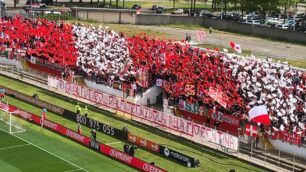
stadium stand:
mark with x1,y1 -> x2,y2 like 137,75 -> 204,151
0,16 -> 305,147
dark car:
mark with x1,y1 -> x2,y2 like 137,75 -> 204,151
26,0 -> 39,5
152,5 -> 164,13
41,0 -> 53,4
26,0 -> 47,8
151,5 -> 159,10
156,7 -> 164,14
132,4 -> 141,10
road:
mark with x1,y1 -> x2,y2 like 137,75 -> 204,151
132,25 -> 306,61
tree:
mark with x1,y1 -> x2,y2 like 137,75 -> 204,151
280,0 -> 295,14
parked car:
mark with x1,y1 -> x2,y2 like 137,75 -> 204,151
152,5 -> 164,14
155,7 -> 164,14
276,23 -> 290,30
172,9 -> 184,14
152,5 -> 161,10
41,0 -> 53,4
246,20 -> 261,25
26,0 -> 46,8
131,4 -> 141,10
200,13 -> 215,18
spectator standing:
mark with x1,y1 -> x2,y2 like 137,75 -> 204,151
91,129 -> 97,141
75,103 -> 81,115
84,105 -> 88,117
41,108 -> 47,132
147,98 -> 151,107
129,145 -> 137,156
77,122 -> 82,134
123,144 -> 130,154
0,88 -> 5,100
185,33 -> 191,43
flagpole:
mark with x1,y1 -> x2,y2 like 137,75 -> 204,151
278,150 -> 281,169
293,153 -> 295,172
264,144 -> 267,167
250,137 -> 253,158
237,128 -> 240,155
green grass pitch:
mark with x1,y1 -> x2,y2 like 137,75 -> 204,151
0,75 -> 267,172
0,115 -> 135,172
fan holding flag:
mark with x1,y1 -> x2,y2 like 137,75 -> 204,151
248,105 -> 270,125
230,41 -> 242,54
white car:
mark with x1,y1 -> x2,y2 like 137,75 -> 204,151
276,24 -> 289,30
172,9 -> 184,14
246,20 -> 261,25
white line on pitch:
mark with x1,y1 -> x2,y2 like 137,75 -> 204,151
106,141 -> 121,145
64,168 -> 84,172
0,128 -> 88,172
0,143 -> 30,150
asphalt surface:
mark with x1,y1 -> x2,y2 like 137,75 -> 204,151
132,25 -> 306,61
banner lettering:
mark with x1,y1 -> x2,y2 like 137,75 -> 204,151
47,77 -> 239,150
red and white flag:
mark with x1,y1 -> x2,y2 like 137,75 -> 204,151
136,68 -> 148,88
196,30 -> 206,42
248,105 -> 270,125
245,124 -> 258,137
207,87 -> 229,109
230,41 -> 242,54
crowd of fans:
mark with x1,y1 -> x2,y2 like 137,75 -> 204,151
0,16 -> 77,66
73,24 -> 131,82
0,16 -> 305,135
127,35 -> 244,112
223,55 -> 306,134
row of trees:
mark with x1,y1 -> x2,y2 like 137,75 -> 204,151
20,0 -> 303,15
211,0 -> 298,14
186,0 -> 301,18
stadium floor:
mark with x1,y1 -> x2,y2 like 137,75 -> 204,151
0,75 -> 267,172
0,119 -> 135,172
0,126 -> 84,172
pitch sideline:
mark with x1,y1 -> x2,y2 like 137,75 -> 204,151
0,127 -> 89,172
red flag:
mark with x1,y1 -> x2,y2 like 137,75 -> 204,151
245,124 -> 258,137
230,41 -> 242,53
207,87 -> 229,108
136,68 -> 148,88
248,105 -> 270,125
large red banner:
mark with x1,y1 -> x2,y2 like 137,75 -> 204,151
176,107 -> 240,136
48,77 -> 240,150
0,102 -> 167,172
271,131 -> 303,146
